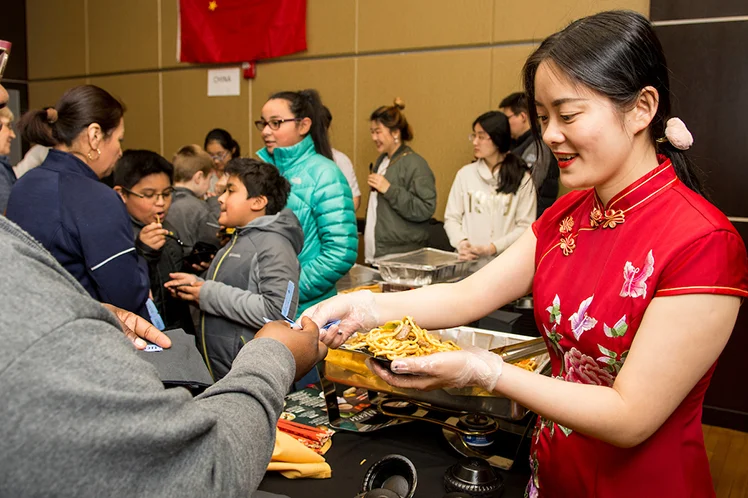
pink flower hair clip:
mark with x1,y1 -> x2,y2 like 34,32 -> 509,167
657,117 -> 693,150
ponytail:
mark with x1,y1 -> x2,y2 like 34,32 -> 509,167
656,142 -> 707,197
18,107 -> 57,147
496,152 -> 530,195
270,89 -> 333,160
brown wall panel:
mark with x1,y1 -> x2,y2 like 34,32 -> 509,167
357,49 -> 493,220
88,0 -> 159,74
494,0 -> 649,42
88,74 -> 161,153
26,0 -> 86,79
651,0 -> 748,21
300,0 -> 356,57
28,79 -> 88,111
488,44 -> 538,107
359,0 -> 494,53
251,58 -> 356,172
162,68 -> 249,161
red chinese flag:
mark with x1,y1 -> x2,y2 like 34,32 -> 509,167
178,0 -> 307,64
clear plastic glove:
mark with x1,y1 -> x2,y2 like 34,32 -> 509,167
367,348 -> 503,392
302,290 -> 380,349
457,240 -> 478,261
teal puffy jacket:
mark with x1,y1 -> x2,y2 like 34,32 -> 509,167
258,135 -> 358,314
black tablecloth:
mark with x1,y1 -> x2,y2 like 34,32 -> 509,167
258,420 -> 532,498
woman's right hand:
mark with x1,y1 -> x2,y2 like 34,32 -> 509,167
302,290 -> 381,348
457,240 -> 478,261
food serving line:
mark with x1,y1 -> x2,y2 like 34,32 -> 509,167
259,249 -> 544,497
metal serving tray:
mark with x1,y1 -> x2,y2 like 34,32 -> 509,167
324,326 -> 550,420
335,264 -> 381,292
373,248 -> 475,286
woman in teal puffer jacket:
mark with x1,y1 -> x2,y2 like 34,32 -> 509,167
256,89 -> 357,315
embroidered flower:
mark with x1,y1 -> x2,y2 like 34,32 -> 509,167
559,215 -> 574,234
620,250 -> 655,298
590,207 -> 604,228
563,347 -> 615,386
601,209 -> 625,228
603,315 -> 628,338
546,294 -> 561,325
569,295 -> 597,340
559,234 -> 576,256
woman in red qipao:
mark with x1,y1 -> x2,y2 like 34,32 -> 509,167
303,10 -> 748,498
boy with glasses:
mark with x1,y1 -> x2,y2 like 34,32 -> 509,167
114,150 -> 194,334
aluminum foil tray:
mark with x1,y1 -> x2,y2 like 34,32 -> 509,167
323,326 -> 549,420
336,264 -> 381,292
373,248 -> 475,286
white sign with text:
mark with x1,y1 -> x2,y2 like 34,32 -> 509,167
207,68 -> 241,97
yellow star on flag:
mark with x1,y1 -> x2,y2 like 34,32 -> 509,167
208,1 -> 217,11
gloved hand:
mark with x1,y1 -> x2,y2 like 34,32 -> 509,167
456,240 -> 478,261
302,290 -> 380,349
367,348 -> 503,392
469,243 -> 497,258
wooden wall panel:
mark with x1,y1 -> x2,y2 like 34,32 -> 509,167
88,73 -> 161,153
88,0 -> 159,74
357,49 -> 493,220
162,68 -> 249,161
651,0 -> 748,21
488,44 -> 539,107
359,0 -> 494,52
28,79 -> 88,110
26,0 -> 86,79
494,0 -> 649,42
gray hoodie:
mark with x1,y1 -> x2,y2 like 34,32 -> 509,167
0,216 -> 296,497
198,208 -> 304,380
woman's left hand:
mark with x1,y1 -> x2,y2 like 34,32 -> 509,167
367,174 -> 391,194
367,348 -> 503,392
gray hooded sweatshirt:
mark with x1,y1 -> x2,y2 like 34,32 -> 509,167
198,208 -> 304,381
0,216 -> 296,497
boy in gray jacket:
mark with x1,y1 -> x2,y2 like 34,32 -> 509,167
167,158 -> 304,381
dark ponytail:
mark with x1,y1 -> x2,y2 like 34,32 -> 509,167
473,111 -> 530,195
522,10 -> 706,196
204,128 -> 240,158
269,89 -> 333,160
19,85 -> 125,148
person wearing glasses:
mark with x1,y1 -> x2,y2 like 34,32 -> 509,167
204,127 -> 240,196
0,105 -> 16,213
6,85 -> 150,319
256,89 -> 357,315
113,150 -> 194,334
443,111 -> 536,269
365,98 -> 436,262
499,92 -> 559,217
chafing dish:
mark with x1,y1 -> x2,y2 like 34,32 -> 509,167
373,248 -> 475,286
324,326 -> 549,420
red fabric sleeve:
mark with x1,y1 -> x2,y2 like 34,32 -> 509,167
656,229 -> 748,298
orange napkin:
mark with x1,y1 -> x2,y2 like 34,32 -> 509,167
266,429 -> 332,479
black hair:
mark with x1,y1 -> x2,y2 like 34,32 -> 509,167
523,10 -> 705,196
498,92 -> 529,116
113,149 -> 174,190
322,105 -> 333,130
474,111 -> 530,195
204,128 -> 240,158
224,158 -> 290,215
269,89 -> 333,160
370,98 -> 413,142
19,85 -> 125,147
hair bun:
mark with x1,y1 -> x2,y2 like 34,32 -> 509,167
46,107 -> 58,124
393,97 -> 405,110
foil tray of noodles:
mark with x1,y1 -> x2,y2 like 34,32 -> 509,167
324,318 -> 550,420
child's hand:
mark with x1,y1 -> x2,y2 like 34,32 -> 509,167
190,256 -> 213,273
140,222 -> 168,250
165,272 -> 201,302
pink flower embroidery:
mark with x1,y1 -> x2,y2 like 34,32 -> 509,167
569,295 -> 597,340
620,250 -> 655,298
564,347 -> 614,386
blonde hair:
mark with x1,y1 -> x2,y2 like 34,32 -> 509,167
172,144 -> 214,183
0,106 -> 14,122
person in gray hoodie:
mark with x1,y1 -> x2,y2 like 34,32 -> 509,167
167,158 -> 304,381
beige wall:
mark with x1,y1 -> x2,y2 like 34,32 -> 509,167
26,0 -> 648,217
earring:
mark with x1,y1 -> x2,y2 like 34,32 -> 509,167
87,148 -> 101,161
394,137 -> 399,144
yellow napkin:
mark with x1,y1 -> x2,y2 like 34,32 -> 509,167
266,429 -> 332,479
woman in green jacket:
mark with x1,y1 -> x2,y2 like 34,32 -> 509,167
365,98 -> 437,262
256,89 -> 357,315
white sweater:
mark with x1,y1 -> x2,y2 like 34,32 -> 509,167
443,159 -> 536,264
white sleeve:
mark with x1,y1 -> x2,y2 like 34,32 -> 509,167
332,149 -> 361,197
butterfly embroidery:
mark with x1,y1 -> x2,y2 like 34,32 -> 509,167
620,250 -> 655,298
569,295 -> 597,340
603,315 -> 628,338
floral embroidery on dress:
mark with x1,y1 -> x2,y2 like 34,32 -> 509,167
559,216 -> 576,256
546,294 -> 561,325
569,295 -> 597,340
564,347 -> 614,386
596,345 -> 629,374
603,315 -> 628,338
525,452 -> 541,498
590,206 -> 626,229
620,250 -> 655,298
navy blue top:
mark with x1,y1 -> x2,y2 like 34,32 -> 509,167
6,149 -> 149,318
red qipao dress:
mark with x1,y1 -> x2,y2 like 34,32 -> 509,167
527,158 -> 748,497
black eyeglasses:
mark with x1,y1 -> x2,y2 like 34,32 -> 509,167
254,117 -> 301,131
123,187 -> 174,201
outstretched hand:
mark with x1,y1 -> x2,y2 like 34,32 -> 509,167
102,303 -> 172,350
